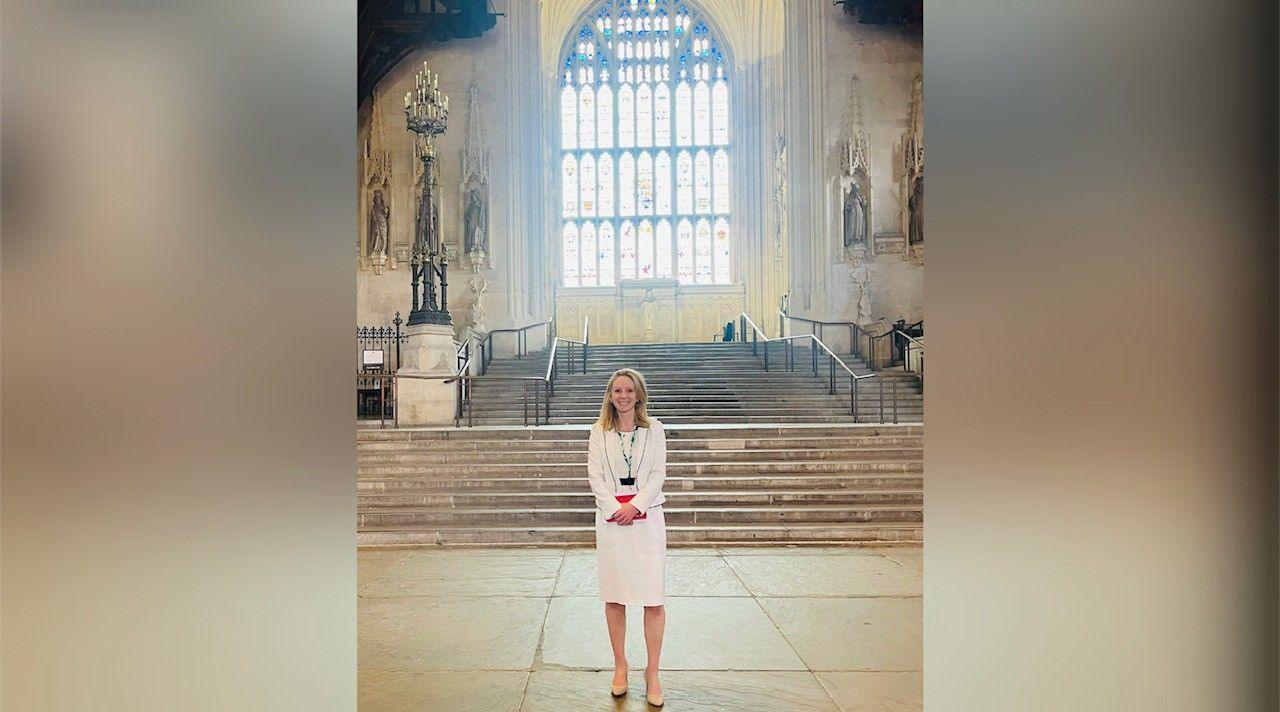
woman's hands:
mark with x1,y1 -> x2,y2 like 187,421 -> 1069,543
607,503 -> 642,526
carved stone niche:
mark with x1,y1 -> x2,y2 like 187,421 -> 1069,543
839,75 -> 874,265
901,74 -> 924,267
619,279 -> 679,344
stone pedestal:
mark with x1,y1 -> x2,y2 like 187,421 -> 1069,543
396,322 -> 458,426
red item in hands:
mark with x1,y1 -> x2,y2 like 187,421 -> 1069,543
609,493 -> 647,521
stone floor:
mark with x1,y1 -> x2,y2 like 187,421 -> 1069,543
359,545 -> 922,711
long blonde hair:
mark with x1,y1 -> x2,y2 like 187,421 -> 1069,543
597,368 -> 652,431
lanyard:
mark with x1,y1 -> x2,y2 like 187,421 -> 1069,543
616,429 -> 638,480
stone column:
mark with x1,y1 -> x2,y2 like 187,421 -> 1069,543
395,322 -> 458,425
782,0 -> 829,314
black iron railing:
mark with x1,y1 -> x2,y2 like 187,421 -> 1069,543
356,312 -> 406,419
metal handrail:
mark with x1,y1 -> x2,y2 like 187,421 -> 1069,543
895,329 -> 924,380
894,330 -> 924,348
728,311 -> 896,423
444,374 -> 550,427
482,319 -> 552,374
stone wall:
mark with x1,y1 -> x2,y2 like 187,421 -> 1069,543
358,0 -> 923,342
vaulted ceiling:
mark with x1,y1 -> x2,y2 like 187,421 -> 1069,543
358,0 -> 501,106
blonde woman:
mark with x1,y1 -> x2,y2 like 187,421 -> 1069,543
586,368 -> 667,707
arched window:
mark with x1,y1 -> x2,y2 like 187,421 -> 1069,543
560,1 -> 732,287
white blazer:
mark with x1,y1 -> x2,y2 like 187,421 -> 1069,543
587,418 -> 668,515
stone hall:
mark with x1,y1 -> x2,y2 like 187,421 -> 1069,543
356,0 -> 923,709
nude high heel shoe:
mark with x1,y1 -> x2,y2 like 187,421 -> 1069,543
645,674 -> 664,707
610,683 -> 628,698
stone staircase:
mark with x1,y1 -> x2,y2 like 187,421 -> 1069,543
357,423 -> 923,547
470,341 -> 923,426
357,341 -> 924,547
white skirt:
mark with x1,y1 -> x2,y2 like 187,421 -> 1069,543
595,485 -> 666,606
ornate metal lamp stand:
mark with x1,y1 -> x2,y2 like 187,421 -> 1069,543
404,63 -> 452,326
395,64 -> 460,426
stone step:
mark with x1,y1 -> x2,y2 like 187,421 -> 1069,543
446,415 -> 921,426
358,505 -> 922,527
359,489 -> 922,508
356,423 -> 924,440
358,447 -> 922,465
357,473 -> 923,493
356,522 -> 922,546
461,407 -> 913,420
357,435 -> 925,452
476,395 -> 923,406
360,448 -> 921,463
359,459 -> 923,477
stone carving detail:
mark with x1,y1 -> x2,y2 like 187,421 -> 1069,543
557,283 -> 744,344
850,265 -> 876,325
459,81 -> 492,335
839,75 -> 873,262
362,91 -> 394,273
468,272 -> 491,335
461,80 -> 490,264
773,135 -> 788,267
902,74 -> 924,264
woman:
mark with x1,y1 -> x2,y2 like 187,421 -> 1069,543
587,368 -> 667,707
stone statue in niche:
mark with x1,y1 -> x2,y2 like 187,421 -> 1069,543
907,175 -> 923,245
842,179 -> 869,249
460,79 -> 490,271
463,185 -> 488,257
368,189 -> 390,258
365,188 -> 391,274
838,75 -> 873,261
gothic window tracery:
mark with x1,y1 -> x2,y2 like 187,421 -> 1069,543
560,0 -> 732,287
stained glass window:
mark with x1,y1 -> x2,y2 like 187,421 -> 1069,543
635,84 -> 653,147
637,151 -> 654,215
561,86 -> 577,149
618,85 -> 635,147
561,0 -> 732,287
562,154 -> 578,217
580,154 -> 597,217
597,154 -> 615,217
655,151 -> 672,215
654,83 -> 671,146
713,218 -> 730,283
656,219 -> 673,278
619,151 -> 636,216
563,223 -> 580,286
676,218 -> 694,283
597,85 -> 614,148
581,221 -> 598,285
638,219 -> 655,278
693,81 -> 710,145
599,222 -> 616,286
711,78 -> 729,145
676,150 -> 692,214
694,149 -> 711,214
694,218 -> 712,284
712,149 -> 729,214
579,86 -> 596,149
675,82 -> 692,146
620,219 -> 637,279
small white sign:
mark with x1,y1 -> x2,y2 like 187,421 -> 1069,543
362,349 -> 385,368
